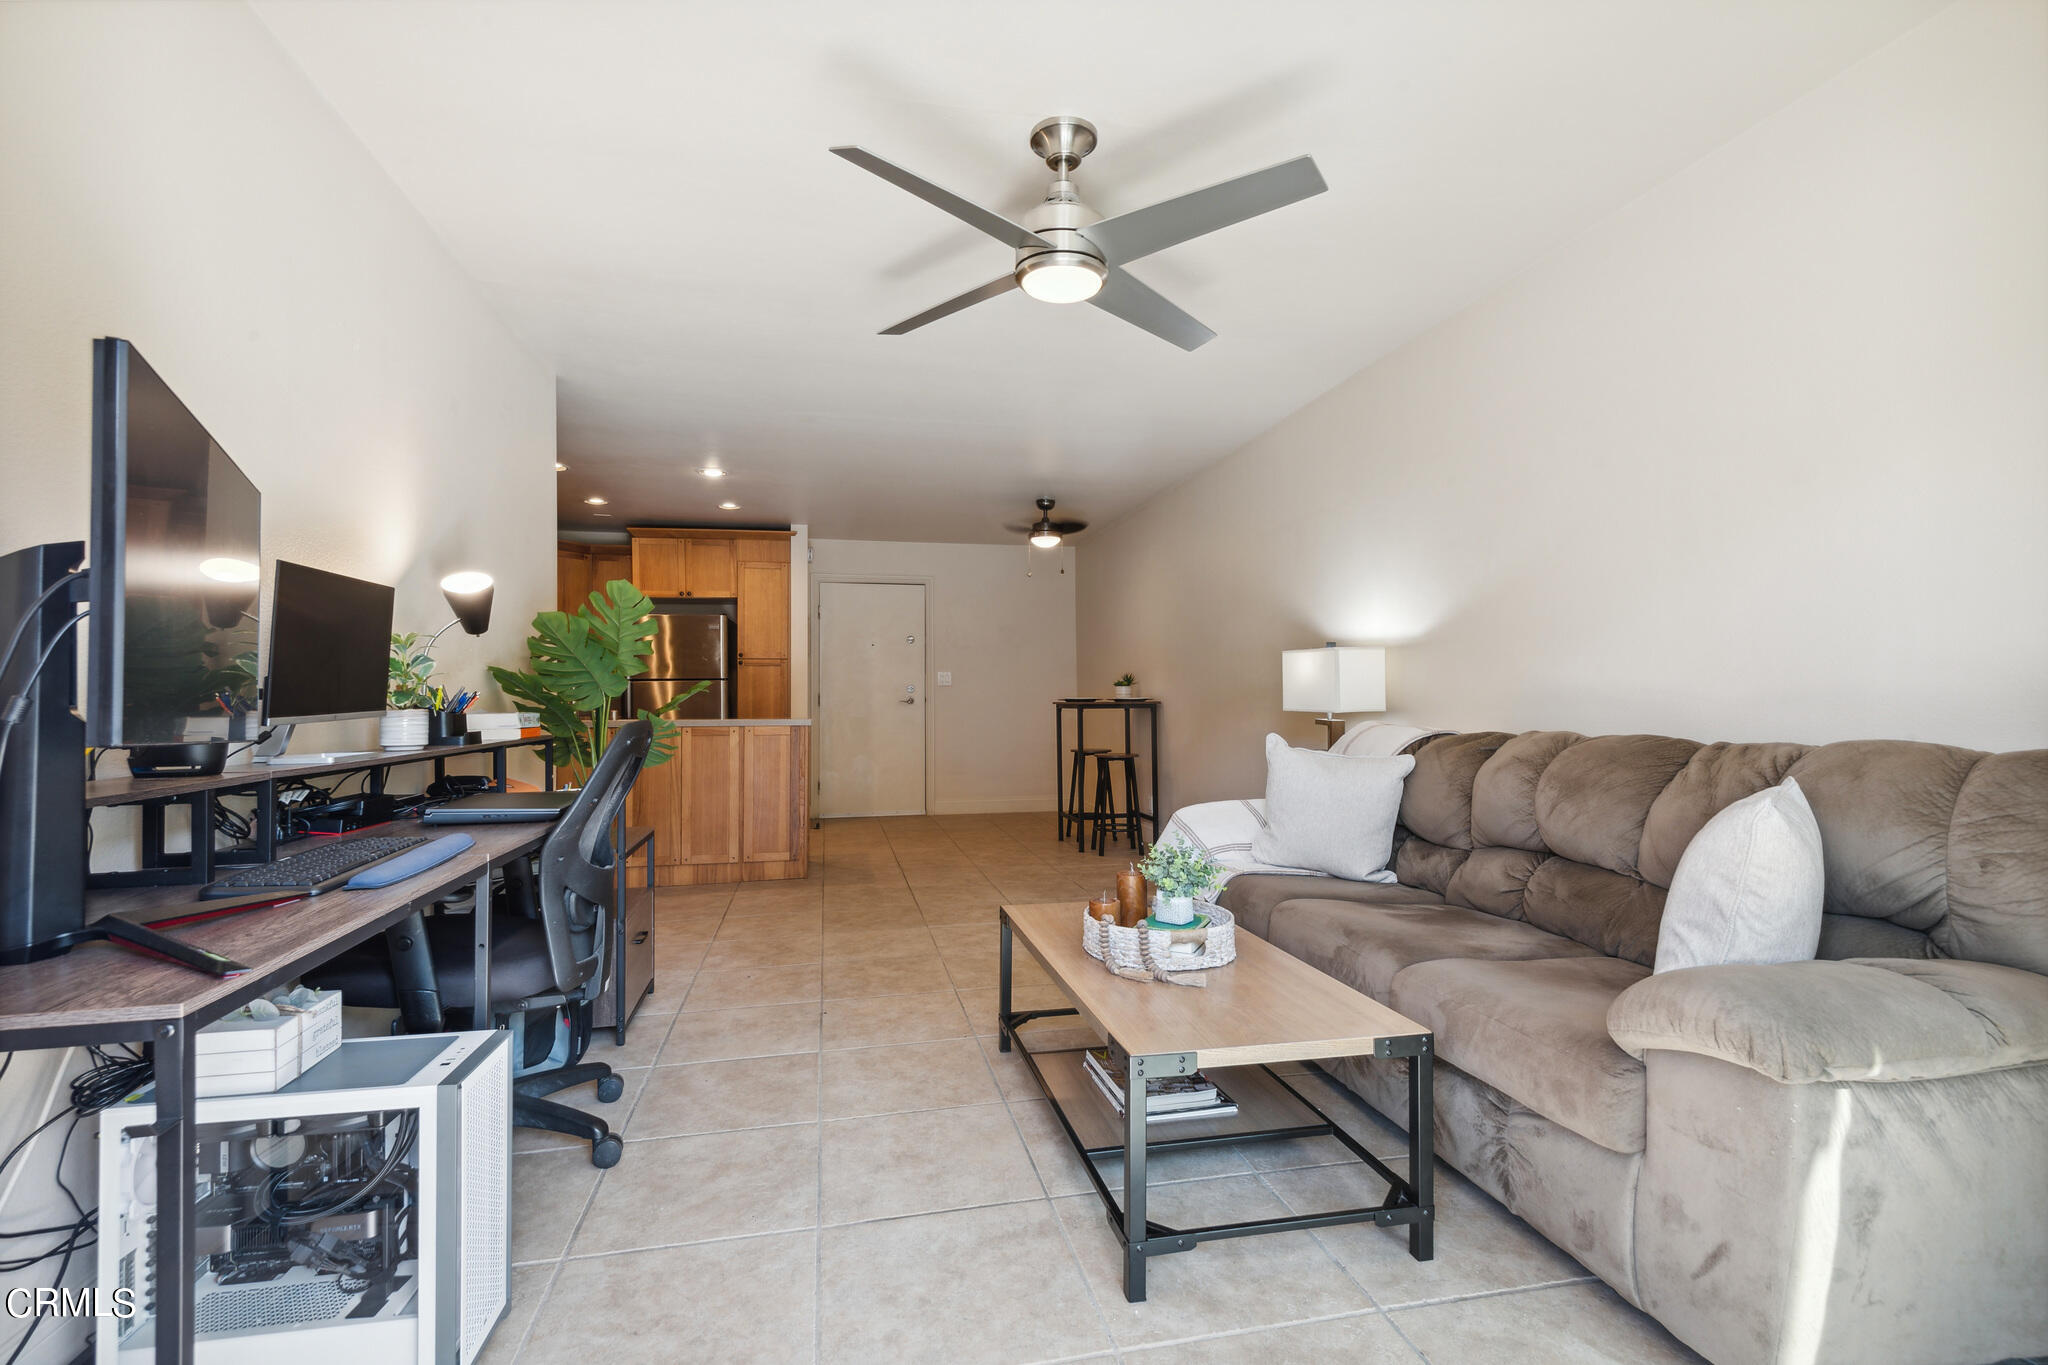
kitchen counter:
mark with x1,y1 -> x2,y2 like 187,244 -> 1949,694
668,717 -> 811,726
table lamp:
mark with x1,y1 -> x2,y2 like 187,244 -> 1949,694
1282,643 -> 1386,748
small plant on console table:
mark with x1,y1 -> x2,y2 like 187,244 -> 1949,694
1138,842 -> 1223,926
1113,672 -> 1135,699
487,579 -> 706,787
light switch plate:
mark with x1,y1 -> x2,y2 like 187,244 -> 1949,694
936,671 -> 952,686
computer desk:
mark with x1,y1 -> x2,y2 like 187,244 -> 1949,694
0,814 -> 624,1365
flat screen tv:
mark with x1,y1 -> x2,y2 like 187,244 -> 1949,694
263,561 -> 395,725
87,339 -> 262,748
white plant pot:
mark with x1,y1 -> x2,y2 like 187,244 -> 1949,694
1157,895 -> 1197,926
379,708 -> 429,751
1113,685 -> 1133,699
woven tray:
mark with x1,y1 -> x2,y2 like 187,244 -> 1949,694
1083,903 -> 1236,973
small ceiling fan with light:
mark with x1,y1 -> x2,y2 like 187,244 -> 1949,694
1006,497 -> 1087,549
831,117 -> 1327,350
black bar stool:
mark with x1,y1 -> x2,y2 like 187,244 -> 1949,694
1062,746 -> 1108,841
1089,752 -> 1142,856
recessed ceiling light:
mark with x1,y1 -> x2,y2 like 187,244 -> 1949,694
718,501 -> 740,511
696,467 -> 726,479
593,512 -> 614,518
554,461 -> 567,472
583,495 -> 608,505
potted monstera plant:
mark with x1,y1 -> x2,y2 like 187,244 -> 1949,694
488,580 -> 703,786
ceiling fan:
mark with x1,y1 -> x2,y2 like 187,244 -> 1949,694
1006,497 -> 1087,549
830,117 -> 1327,351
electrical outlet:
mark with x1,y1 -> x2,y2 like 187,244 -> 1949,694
936,671 -> 952,686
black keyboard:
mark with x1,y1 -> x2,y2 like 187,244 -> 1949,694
201,835 -> 430,900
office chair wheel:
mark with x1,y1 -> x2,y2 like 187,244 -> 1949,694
591,1133 -> 623,1169
596,1074 -> 625,1103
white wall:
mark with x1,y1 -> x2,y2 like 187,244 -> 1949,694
810,539 -> 1075,813
0,5 -> 554,1358
1078,1 -> 2048,811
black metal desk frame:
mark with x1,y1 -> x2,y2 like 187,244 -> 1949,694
1055,700 -> 1161,855
88,737 -> 554,890
997,914 -> 1435,1302
0,808 -> 561,1363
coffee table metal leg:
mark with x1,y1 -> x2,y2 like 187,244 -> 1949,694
997,916 -> 1013,1053
1124,1050 -> 1148,1302
1408,1036 -> 1436,1260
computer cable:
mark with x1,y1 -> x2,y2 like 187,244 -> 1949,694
0,606 -> 87,784
0,565 -> 85,695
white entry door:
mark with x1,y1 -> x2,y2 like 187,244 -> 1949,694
817,581 -> 927,817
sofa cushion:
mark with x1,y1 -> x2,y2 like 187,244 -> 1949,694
1265,897 -> 1602,1000
1391,956 -> 1652,1154
1215,873 -> 1442,940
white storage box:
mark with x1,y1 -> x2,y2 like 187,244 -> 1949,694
196,1010 -> 300,1096
294,989 -> 343,1072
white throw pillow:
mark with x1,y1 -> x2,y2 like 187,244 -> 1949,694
1250,734 -> 1414,883
1653,777 -> 1825,974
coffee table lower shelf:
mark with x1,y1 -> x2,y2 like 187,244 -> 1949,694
997,1009 -> 1435,1302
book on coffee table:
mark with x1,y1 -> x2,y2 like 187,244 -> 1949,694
1082,1046 -> 1238,1121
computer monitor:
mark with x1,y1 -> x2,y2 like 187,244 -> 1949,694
87,338 -> 262,748
263,561 -> 395,725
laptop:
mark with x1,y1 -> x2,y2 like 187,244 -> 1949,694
423,791 -> 578,824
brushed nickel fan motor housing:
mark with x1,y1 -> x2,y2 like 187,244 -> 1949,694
1016,175 -> 1105,284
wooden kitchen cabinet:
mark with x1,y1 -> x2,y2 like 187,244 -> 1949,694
631,538 -> 686,596
559,542 -> 638,613
736,561 -> 790,658
684,538 -> 737,597
736,659 -> 790,718
626,722 -> 811,885
742,726 -> 801,863
674,725 -> 743,864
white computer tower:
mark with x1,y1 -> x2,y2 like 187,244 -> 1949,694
96,1031 -> 511,1365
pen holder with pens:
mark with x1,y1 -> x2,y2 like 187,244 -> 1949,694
425,709 -> 470,746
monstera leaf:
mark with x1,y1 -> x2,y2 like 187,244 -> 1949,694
487,579 -> 694,782
583,580 -> 661,676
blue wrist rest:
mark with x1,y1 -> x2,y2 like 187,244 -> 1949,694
346,833 -> 476,888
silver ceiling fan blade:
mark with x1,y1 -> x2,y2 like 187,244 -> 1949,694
879,274 -> 1019,335
1079,155 -> 1327,266
831,146 -> 1052,251
1088,269 -> 1215,351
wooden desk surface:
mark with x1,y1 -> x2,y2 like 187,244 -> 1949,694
85,736 -> 551,807
0,819 -> 557,1034
1001,901 -> 1426,1069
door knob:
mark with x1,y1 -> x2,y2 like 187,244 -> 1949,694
900,696 -> 916,705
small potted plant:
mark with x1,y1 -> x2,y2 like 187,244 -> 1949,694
1138,842 -> 1223,926
1113,672 -> 1136,699
382,631 -> 436,750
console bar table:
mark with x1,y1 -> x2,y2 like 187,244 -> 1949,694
1054,699 -> 1161,853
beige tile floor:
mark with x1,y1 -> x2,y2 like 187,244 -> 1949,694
483,812 -> 1710,1365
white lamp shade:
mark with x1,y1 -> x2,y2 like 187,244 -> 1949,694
1282,646 -> 1386,715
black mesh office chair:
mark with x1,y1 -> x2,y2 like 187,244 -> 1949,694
311,721 -> 651,1167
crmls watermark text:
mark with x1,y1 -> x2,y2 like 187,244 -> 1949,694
4,1287 -> 139,1320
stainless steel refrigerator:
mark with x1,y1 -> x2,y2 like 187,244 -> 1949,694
619,608 -> 733,719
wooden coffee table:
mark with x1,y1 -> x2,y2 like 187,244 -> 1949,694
999,901 -> 1436,1302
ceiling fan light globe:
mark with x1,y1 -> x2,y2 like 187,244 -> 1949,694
1029,530 -> 1063,549
1016,253 -> 1106,304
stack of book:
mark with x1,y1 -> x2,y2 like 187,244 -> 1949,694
1082,1044 -> 1238,1123
465,711 -> 542,743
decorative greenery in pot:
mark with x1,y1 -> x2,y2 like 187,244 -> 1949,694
488,580 -> 705,787
1138,842 -> 1223,925
1113,672 -> 1135,699
388,632 -> 438,708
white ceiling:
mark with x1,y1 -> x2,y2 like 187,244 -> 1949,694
254,0 -> 1939,543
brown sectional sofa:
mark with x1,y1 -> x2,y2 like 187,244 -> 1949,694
1216,730 -> 2048,1365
